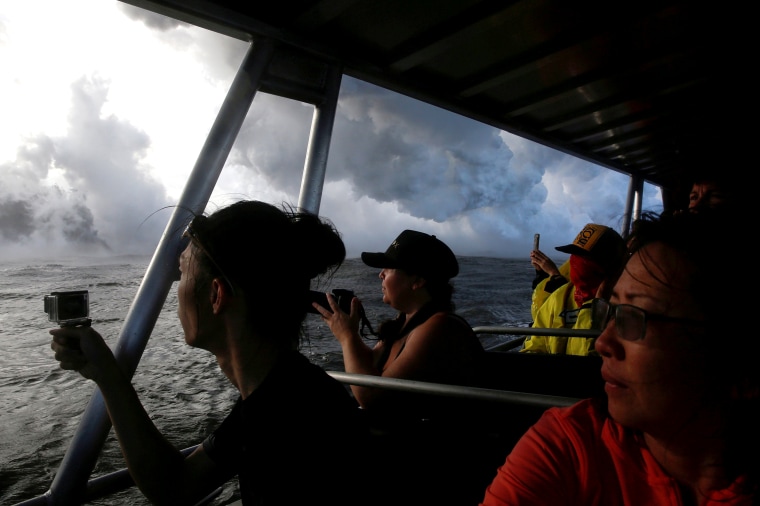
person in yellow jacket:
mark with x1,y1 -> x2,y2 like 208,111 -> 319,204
529,256 -> 570,323
522,223 -> 625,356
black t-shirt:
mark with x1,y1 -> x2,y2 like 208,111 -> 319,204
203,351 -> 373,505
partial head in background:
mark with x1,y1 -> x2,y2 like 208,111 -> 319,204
180,200 -> 345,348
687,170 -> 736,213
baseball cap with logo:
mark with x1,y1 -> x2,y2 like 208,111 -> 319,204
555,223 -> 625,269
361,230 -> 459,280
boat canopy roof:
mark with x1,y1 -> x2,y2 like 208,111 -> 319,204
122,0 -> 742,209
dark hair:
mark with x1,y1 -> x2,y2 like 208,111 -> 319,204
627,210 -> 737,340
626,209 -> 757,495
690,166 -> 741,194
188,200 -> 345,349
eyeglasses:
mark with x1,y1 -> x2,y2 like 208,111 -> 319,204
592,298 -> 704,341
182,216 -> 236,295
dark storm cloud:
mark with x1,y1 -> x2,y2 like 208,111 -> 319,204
327,80 -> 523,222
222,76 -> 611,257
227,95 -> 313,194
0,199 -> 34,241
0,75 -> 170,260
124,7 -> 638,257
226,77 -> 554,225
205,70 -> 650,257
57,201 -> 111,250
3,3 -> 660,261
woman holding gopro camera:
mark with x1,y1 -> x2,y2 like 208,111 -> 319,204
49,200 -> 373,506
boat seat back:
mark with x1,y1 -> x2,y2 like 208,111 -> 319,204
479,350 -> 604,399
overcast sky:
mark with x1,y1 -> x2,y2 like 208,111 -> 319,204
1,0 -> 663,263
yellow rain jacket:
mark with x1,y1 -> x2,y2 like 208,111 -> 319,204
530,259 -> 571,322
522,282 -> 598,356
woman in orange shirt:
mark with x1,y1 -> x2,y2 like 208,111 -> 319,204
481,209 -> 758,505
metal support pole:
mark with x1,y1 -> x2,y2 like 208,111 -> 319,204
297,64 -> 343,215
622,176 -> 636,237
44,38 -> 275,506
621,175 -> 644,237
632,177 -> 644,221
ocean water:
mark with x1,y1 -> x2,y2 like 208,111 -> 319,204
0,255 -> 535,505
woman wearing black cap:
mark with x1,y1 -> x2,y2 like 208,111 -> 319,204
316,229 -> 484,410
315,229 -> 487,504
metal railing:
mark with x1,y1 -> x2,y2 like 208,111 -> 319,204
475,325 -> 600,351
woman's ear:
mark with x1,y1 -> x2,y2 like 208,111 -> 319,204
209,278 -> 231,315
411,275 -> 427,291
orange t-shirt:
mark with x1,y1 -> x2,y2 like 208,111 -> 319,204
480,398 -> 754,505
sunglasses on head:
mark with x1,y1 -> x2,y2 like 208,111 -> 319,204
182,216 -> 236,295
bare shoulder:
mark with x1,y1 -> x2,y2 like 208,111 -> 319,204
420,311 -> 472,335
413,312 -> 483,359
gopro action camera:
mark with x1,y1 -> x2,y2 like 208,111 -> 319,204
44,290 -> 91,327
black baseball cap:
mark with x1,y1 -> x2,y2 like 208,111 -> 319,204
361,230 -> 459,280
